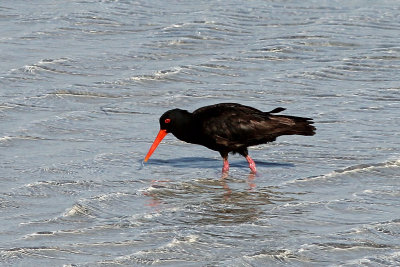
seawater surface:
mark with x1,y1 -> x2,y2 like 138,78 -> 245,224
1,0 -> 400,266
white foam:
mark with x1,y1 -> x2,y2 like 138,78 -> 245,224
0,135 -> 13,142
129,67 -> 183,81
63,204 -> 94,218
22,65 -> 39,73
165,234 -> 199,248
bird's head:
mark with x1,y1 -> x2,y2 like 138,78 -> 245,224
144,109 -> 191,162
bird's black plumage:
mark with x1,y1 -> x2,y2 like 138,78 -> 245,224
145,103 -> 316,173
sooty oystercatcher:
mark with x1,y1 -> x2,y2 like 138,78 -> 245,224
144,103 -> 315,173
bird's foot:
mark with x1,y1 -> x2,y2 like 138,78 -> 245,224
245,155 -> 257,173
222,159 -> 230,173
221,171 -> 229,180
249,163 -> 257,173
222,167 -> 230,173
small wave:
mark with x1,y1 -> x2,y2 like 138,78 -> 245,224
352,219 -> 400,238
0,135 -> 13,142
92,192 -> 133,202
335,160 -> 400,175
23,231 -> 56,239
355,188 -> 400,199
24,179 -> 98,189
63,203 -> 95,218
317,241 -> 392,250
342,251 -> 400,266
9,58 -> 68,73
0,135 -> 46,144
286,159 -> 400,185
165,234 -> 199,248
127,67 -> 183,82
240,249 -> 312,265
51,89 -> 119,99
10,57 -> 98,76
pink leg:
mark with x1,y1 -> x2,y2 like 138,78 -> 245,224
245,155 -> 257,173
222,157 -> 229,173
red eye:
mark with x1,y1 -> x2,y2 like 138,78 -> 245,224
164,118 -> 171,124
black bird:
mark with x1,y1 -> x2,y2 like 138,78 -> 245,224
144,103 -> 315,173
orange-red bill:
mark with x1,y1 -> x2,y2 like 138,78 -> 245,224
144,129 -> 168,162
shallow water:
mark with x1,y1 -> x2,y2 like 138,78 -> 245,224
1,0 -> 400,266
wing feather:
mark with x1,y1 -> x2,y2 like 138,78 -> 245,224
194,103 -> 287,149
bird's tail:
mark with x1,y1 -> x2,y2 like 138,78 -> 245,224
289,116 -> 316,136
277,115 -> 316,136
267,108 -> 316,136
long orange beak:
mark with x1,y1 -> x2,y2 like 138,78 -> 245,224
144,129 -> 168,162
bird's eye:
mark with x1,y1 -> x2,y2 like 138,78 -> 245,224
164,118 -> 171,124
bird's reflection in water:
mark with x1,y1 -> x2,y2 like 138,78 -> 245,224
247,172 -> 256,190
220,172 -> 256,201
220,172 -> 231,201
143,179 -> 170,211
142,174 -> 274,225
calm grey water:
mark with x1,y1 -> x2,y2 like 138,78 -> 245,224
1,1 -> 400,266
